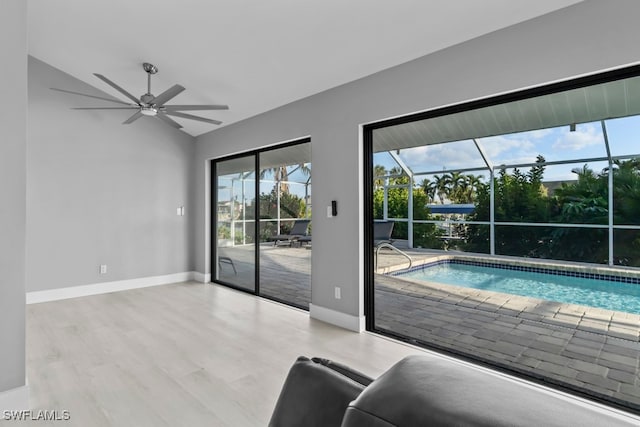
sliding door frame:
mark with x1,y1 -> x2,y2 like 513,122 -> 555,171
210,137 -> 311,308
211,151 -> 260,294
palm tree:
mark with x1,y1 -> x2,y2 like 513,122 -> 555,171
389,166 -> 408,185
261,163 -> 311,194
452,174 -> 483,203
466,174 -> 484,202
433,174 -> 450,204
374,165 -> 387,187
447,171 -> 466,203
556,164 -> 600,200
420,178 -> 437,203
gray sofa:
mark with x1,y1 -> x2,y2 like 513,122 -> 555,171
269,355 -> 638,427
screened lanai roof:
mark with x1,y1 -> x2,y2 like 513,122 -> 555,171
217,142 -> 311,184
373,74 -> 640,175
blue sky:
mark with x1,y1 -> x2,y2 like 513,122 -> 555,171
374,116 -> 640,183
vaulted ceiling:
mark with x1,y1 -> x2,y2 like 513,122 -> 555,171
28,0 -> 583,136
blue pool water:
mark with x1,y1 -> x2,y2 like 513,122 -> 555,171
398,262 -> 640,315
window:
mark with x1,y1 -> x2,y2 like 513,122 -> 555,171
365,66 -> 640,411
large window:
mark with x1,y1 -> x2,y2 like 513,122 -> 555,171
213,139 -> 311,309
365,67 -> 640,411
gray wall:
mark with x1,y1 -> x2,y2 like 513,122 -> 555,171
0,0 -> 27,393
27,57 -> 196,292
194,0 -> 640,320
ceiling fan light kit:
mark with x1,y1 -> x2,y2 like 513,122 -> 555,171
140,106 -> 157,117
51,62 -> 228,130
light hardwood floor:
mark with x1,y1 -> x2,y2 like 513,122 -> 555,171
25,282 -> 426,427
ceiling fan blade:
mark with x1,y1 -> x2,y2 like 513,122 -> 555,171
50,88 -> 132,106
72,107 -> 139,110
163,104 -> 229,111
149,84 -> 185,106
156,112 -> 183,129
122,111 -> 143,124
164,110 -> 222,125
93,73 -> 141,104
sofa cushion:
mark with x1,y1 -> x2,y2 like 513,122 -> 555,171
269,356 -> 373,427
341,355 -> 638,427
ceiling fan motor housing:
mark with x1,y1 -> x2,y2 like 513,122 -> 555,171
142,62 -> 158,74
140,93 -> 155,104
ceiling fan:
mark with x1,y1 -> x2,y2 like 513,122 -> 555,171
51,62 -> 228,129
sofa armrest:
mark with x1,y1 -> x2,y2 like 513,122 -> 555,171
269,356 -> 373,427
341,355 -> 638,427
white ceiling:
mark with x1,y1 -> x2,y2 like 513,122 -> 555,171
28,0 -> 583,137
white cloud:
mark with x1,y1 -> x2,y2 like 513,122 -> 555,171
527,129 -> 554,139
399,142 -> 481,171
478,135 -> 536,162
552,124 -> 603,151
493,155 -> 542,167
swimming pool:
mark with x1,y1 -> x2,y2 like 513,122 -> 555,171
396,261 -> 640,315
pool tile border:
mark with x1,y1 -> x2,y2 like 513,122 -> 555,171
390,257 -> 640,284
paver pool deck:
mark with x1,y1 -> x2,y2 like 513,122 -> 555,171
375,249 -> 640,408
215,244 -> 640,408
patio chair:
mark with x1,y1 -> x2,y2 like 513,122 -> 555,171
218,256 -> 237,274
297,235 -> 312,248
374,221 -> 395,248
269,219 -> 311,247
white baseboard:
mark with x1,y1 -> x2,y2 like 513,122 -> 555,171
193,272 -> 210,283
309,303 -> 365,332
26,272 -> 197,304
0,384 -> 29,410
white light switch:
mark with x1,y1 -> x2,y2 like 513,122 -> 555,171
99,264 -> 107,274
327,206 -> 332,218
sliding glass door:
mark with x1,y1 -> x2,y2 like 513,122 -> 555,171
214,155 -> 256,292
212,139 -> 312,309
259,143 -> 312,309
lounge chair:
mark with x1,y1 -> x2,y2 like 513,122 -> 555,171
218,256 -> 237,274
297,235 -> 312,248
269,219 -> 311,246
374,221 -> 394,248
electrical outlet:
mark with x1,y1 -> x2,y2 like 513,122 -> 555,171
334,286 -> 341,299
99,264 -> 107,274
